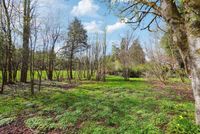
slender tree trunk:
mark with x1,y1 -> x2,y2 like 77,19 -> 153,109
0,70 -> 4,94
48,60 -> 53,81
2,0 -> 13,84
38,71 -> 42,92
30,49 -> 34,95
69,52 -> 73,79
67,63 -> 71,83
102,28 -> 107,82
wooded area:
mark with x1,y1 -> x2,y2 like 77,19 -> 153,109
0,0 -> 200,133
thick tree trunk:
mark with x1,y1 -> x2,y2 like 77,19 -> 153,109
188,36 -> 200,124
48,47 -> 55,81
163,0 -> 200,125
184,0 -> 200,124
21,0 -> 31,83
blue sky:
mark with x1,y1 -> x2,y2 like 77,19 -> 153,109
38,0 -> 158,53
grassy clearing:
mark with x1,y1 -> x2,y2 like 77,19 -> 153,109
0,76 -> 198,133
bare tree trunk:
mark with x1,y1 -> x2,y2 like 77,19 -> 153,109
69,52 -> 73,80
162,0 -> 200,124
21,0 -> 31,83
37,71 -> 42,92
67,62 -> 71,83
189,36 -> 200,124
102,28 -> 107,82
48,49 -> 54,81
2,0 -> 13,84
184,1 -> 200,124
0,70 -> 5,94
160,0 -> 200,124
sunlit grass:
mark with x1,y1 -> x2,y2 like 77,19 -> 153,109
0,75 -> 198,133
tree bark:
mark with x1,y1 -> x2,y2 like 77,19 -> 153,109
21,0 -> 31,83
184,0 -> 200,124
188,36 -> 200,124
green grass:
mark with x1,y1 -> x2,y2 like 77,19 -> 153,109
0,76 -> 199,133
0,70 -> 83,82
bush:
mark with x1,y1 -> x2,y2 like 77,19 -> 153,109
129,64 -> 147,78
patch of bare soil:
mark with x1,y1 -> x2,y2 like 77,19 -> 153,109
42,83 -> 79,90
4,81 -> 80,93
0,116 -> 34,134
150,80 -> 194,101
47,130 -> 63,134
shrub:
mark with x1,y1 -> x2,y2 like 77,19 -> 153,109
129,64 -> 147,78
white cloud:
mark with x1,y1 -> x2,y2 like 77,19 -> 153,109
107,21 -> 126,33
71,0 -> 99,17
84,21 -> 103,33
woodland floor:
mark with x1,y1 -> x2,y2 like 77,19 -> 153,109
0,76 -> 199,134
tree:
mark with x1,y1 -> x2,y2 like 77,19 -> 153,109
2,0 -> 14,84
41,17 -> 62,81
161,30 -> 187,82
0,28 -> 4,94
109,0 -> 200,124
21,0 -> 31,83
102,28 -> 107,81
129,39 -> 145,66
64,18 -> 88,80
119,38 -> 130,80
114,31 -> 134,80
145,36 -> 175,84
30,11 -> 39,95
0,1 -> 5,93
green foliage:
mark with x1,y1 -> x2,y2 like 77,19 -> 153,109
25,117 -> 56,132
129,39 -> 146,65
80,121 -> 116,134
64,17 -> 88,58
0,97 -> 26,116
130,64 -> 147,77
0,116 -> 15,126
167,115 -> 200,134
56,110 -> 82,129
